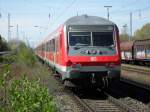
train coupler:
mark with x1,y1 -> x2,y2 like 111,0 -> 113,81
91,73 -> 96,84
102,77 -> 109,88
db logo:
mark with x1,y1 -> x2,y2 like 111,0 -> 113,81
90,57 -> 97,61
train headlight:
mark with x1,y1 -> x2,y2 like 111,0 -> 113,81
71,63 -> 81,69
106,63 -> 116,68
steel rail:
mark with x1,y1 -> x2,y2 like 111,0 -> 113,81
121,64 -> 150,91
102,90 -> 137,112
122,65 -> 150,75
73,95 -> 95,112
73,93 -> 122,112
120,78 -> 150,91
53,71 -> 148,112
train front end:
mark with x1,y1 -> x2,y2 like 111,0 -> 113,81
62,16 -> 121,88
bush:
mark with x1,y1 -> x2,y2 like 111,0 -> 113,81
9,76 -> 57,112
0,42 -> 57,112
17,43 -> 37,67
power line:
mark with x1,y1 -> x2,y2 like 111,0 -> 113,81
111,6 -> 150,15
47,0 -> 77,31
133,15 -> 150,21
54,0 -> 77,21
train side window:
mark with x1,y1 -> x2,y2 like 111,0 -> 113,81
47,42 -> 49,51
45,43 -> 47,51
43,44 -> 45,51
57,37 -> 60,51
60,34 -> 62,49
46,42 -> 48,51
50,40 -> 52,51
52,39 -> 55,52
48,41 -> 51,51
47,42 -> 49,52
55,38 -> 58,52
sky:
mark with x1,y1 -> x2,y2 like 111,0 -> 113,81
0,0 -> 150,47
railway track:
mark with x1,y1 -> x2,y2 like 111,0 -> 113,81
0,51 -> 15,66
121,64 -> 150,74
72,88 -> 150,112
73,90 -> 122,112
106,89 -> 149,112
52,71 -> 150,112
121,64 -> 150,91
48,64 -> 150,112
54,76 -> 122,112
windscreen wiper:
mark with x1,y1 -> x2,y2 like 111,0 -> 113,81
73,43 -> 89,50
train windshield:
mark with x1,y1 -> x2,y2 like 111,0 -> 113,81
69,32 -> 91,46
92,32 -> 114,46
69,32 -> 114,47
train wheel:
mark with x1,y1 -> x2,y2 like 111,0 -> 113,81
102,77 -> 111,90
64,80 -> 76,88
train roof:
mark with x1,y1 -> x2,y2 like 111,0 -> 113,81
64,15 -> 115,26
36,15 -> 116,47
134,39 -> 150,46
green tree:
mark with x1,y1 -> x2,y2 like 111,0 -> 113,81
0,35 -> 9,51
134,23 -> 150,40
119,34 -> 130,42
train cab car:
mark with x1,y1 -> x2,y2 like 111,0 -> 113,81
36,15 -> 121,88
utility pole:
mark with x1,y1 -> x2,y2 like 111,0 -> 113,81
8,13 -> 10,41
122,24 -> 128,35
130,12 -> 132,41
104,6 -> 112,20
16,24 -> 19,40
8,13 -> 14,41
48,13 -> 50,21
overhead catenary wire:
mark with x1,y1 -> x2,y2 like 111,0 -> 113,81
48,0 -> 77,29
54,0 -> 76,21
2,1 -> 150,43
36,0 -> 77,44
111,6 -> 150,15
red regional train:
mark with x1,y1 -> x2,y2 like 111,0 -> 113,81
35,15 -> 121,88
